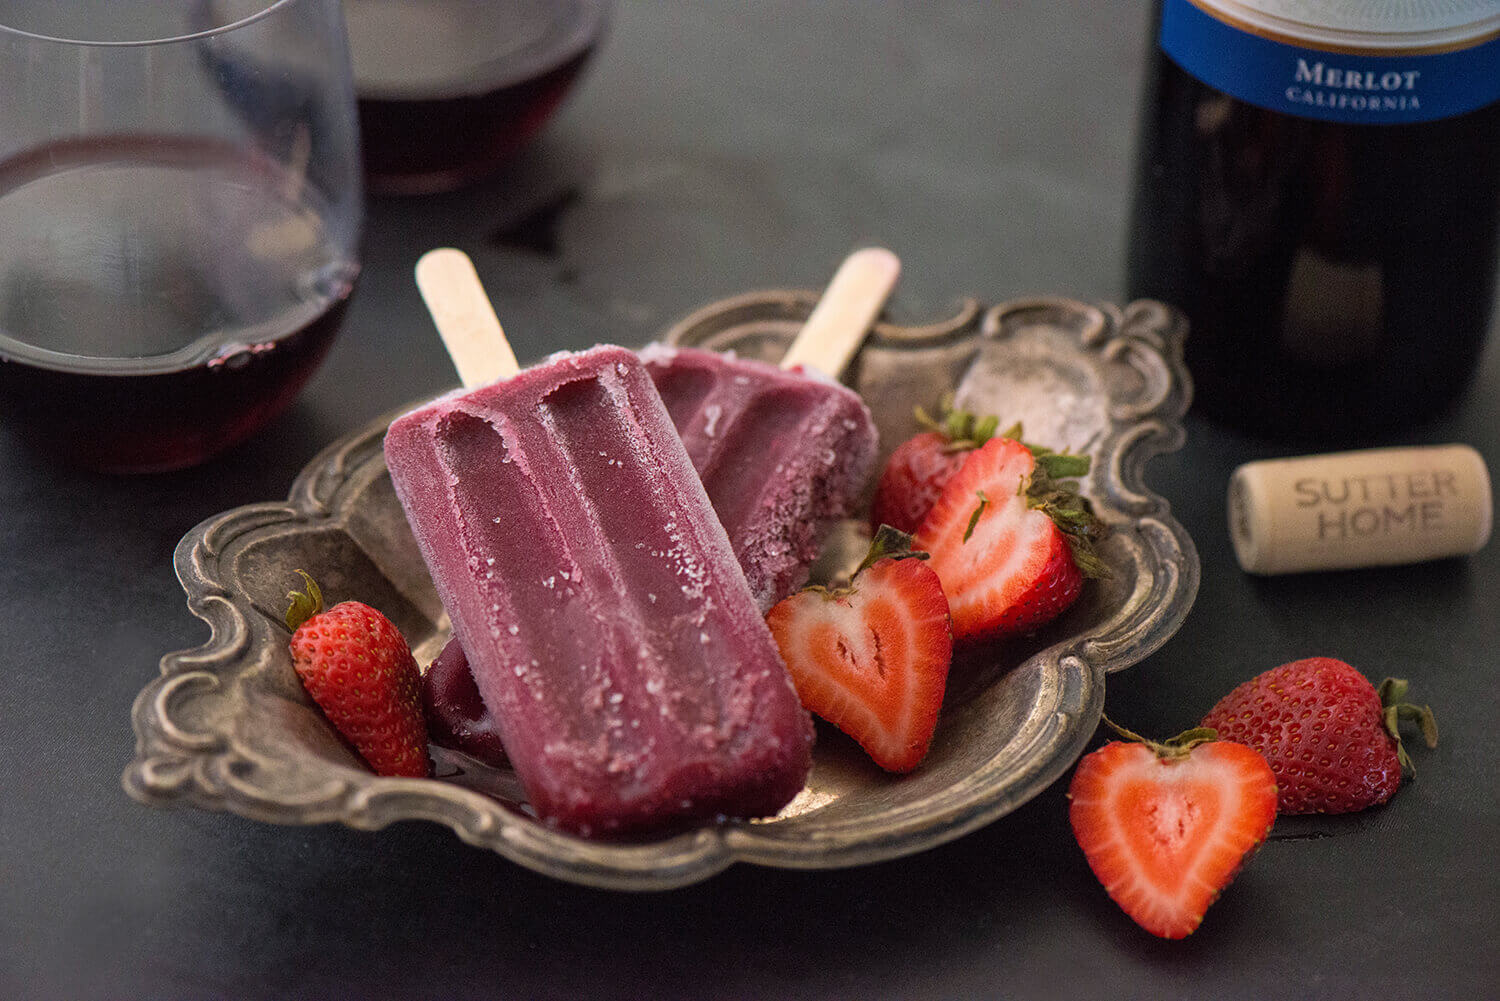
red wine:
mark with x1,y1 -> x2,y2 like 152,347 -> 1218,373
1126,1 -> 1500,441
344,0 -> 609,195
0,136 -> 358,473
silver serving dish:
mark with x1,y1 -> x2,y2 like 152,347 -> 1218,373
123,293 -> 1197,890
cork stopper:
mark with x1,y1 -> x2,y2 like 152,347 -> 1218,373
1228,445 -> 1492,575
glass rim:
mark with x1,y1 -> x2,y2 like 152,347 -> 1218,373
0,0 -> 303,48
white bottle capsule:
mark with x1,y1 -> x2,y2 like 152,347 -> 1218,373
1228,445 -> 1493,575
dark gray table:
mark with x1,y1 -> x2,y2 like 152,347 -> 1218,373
4,3 -> 1497,998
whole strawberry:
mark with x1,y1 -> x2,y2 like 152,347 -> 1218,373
286,571 -> 432,778
869,398 -> 1003,535
1068,719 -> 1278,939
1201,657 -> 1437,815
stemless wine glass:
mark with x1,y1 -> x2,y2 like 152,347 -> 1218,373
0,1 -> 362,473
343,0 -> 611,194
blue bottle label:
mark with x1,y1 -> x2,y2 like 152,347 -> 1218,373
1160,0 -> 1500,124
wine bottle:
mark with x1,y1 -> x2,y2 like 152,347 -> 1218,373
1126,0 -> 1500,440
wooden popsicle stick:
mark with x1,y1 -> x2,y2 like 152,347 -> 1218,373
778,246 -> 901,377
415,248 -> 520,389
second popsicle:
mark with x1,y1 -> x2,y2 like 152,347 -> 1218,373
643,247 -> 896,609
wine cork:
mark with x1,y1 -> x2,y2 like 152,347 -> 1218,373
1228,445 -> 1492,575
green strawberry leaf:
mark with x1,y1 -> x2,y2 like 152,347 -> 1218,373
1102,714 -> 1219,760
913,395 -> 1006,453
1024,453 -> 1110,580
1035,452 -> 1092,480
856,524 -> 930,576
285,570 -> 325,632
963,491 -> 989,543
1377,677 -> 1439,780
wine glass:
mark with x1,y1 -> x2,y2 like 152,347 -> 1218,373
343,0 -> 611,194
0,0 -> 362,473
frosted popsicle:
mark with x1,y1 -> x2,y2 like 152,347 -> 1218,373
387,250 -> 812,837
640,247 -> 897,608
641,346 -> 878,607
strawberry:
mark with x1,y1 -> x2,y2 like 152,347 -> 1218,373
1200,657 -> 1437,815
765,526 -> 952,773
285,571 -> 432,778
913,431 -> 1107,641
869,398 -> 1003,534
1068,719 -> 1278,940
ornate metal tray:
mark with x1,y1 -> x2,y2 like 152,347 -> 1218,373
123,293 -> 1197,890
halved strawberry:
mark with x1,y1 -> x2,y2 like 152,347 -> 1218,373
913,433 -> 1106,641
1068,720 -> 1278,939
765,527 -> 952,773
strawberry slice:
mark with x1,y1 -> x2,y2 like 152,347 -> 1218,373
765,527 -> 952,773
1068,721 -> 1278,939
913,433 -> 1106,641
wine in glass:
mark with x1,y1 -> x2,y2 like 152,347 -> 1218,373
343,0 -> 611,194
0,0 -> 363,472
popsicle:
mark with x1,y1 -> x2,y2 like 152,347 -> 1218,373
641,247 -> 896,608
386,249 -> 813,837
422,252 -> 898,762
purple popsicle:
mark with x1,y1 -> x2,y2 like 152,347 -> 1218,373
423,349 -> 877,765
423,250 -> 898,764
388,250 -> 812,837
641,344 -> 878,608
420,636 -> 507,765
640,247 -> 897,609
